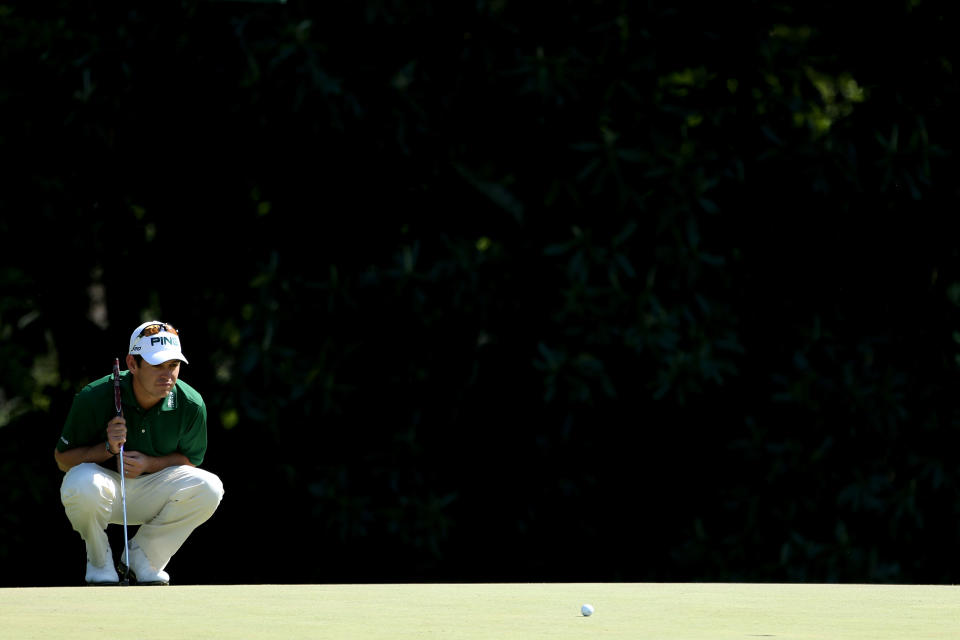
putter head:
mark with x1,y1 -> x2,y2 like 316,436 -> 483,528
117,560 -> 131,586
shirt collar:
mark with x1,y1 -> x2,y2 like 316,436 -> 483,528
160,385 -> 178,411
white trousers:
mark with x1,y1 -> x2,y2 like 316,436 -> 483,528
60,462 -> 224,571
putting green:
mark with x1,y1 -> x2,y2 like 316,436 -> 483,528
1,583 -> 957,639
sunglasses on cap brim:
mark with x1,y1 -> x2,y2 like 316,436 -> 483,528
136,323 -> 179,339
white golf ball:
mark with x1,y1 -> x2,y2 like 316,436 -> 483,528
581,603 -> 594,617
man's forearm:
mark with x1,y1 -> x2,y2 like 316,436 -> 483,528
54,446 -> 192,474
53,443 -> 115,472
144,452 -> 194,474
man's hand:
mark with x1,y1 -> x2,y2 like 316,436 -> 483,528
105,416 -> 127,455
118,450 -> 150,478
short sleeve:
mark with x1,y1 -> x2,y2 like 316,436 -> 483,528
178,402 -> 208,466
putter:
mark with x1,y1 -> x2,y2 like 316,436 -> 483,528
112,358 -> 131,586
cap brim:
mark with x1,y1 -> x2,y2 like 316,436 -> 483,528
142,351 -> 189,365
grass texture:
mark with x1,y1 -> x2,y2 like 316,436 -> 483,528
1,582 -> 957,639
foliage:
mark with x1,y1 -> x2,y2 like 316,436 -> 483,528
2,1 -> 960,585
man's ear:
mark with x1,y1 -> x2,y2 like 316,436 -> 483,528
125,354 -> 138,372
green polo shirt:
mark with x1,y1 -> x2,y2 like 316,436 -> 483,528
56,371 -> 208,466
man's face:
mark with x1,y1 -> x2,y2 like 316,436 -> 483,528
131,359 -> 181,406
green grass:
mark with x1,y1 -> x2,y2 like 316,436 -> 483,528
1,583 -> 958,639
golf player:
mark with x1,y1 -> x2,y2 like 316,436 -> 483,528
54,321 -> 224,585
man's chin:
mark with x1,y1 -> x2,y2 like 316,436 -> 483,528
148,388 -> 172,402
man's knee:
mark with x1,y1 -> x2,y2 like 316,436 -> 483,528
60,463 -> 116,513
174,467 -> 224,514
197,471 -> 224,511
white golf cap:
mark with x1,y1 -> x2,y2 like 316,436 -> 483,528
128,320 -> 189,365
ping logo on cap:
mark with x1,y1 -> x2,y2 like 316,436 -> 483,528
149,336 -> 180,347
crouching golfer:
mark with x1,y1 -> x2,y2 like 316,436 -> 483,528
54,321 -> 224,585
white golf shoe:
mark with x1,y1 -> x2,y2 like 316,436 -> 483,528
85,559 -> 120,586
120,542 -> 170,586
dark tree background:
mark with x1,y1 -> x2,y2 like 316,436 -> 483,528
3,1 -> 960,586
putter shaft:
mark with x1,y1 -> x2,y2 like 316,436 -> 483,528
112,358 -> 131,584
119,445 -> 129,582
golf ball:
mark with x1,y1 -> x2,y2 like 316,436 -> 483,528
581,603 -> 594,617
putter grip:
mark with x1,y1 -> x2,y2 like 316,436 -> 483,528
113,357 -> 122,417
